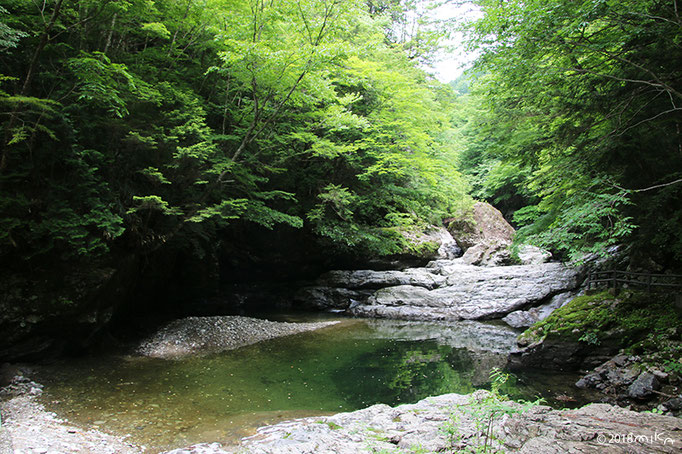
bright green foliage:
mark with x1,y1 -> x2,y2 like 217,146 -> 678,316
0,0 -> 467,280
0,6 -> 27,52
458,0 -> 682,264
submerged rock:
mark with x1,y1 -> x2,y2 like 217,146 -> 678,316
137,316 -> 338,359
1,382 -> 142,454
361,319 -> 518,354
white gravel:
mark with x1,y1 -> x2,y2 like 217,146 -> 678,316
136,315 -> 339,359
0,375 -> 142,454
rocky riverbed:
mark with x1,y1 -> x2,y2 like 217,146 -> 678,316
4,375 -> 680,454
137,315 -> 339,359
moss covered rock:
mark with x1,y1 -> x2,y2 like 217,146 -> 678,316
510,291 -> 682,371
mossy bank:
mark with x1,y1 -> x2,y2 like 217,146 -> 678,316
511,290 -> 682,410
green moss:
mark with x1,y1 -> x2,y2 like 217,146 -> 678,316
520,290 -> 682,368
325,421 -> 342,430
408,240 -> 439,256
380,225 -> 441,259
520,292 -> 618,343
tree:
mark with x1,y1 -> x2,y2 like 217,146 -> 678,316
460,0 -> 682,264
0,0 -> 468,288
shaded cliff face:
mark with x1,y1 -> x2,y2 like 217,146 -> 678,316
0,260 -> 122,361
0,247 -> 220,362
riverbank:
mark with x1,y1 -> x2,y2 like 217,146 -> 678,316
511,290 -> 682,411
4,376 -> 680,454
0,371 -> 142,454
227,390 -> 682,454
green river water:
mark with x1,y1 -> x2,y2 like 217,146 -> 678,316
37,314 -> 595,452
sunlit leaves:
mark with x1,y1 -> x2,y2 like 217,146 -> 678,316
462,0 -> 682,262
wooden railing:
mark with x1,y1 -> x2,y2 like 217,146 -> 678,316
586,270 -> 682,293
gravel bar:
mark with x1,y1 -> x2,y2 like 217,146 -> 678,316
137,315 -> 339,359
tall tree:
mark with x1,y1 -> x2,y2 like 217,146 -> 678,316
461,0 -> 682,264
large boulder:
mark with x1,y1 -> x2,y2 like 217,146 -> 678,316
446,202 -> 515,251
317,268 -> 447,290
369,226 -> 462,269
516,244 -> 552,265
461,241 -> 511,266
628,372 -> 661,399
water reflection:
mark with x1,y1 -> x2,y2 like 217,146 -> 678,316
38,317 -> 591,452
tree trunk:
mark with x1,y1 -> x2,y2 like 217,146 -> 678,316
21,0 -> 64,96
103,13 -> 117,55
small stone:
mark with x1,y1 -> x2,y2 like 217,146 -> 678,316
661,396 -> 682,411
628,372 -> 660,399
650,369 -> 669,381
611,354 -> 629,367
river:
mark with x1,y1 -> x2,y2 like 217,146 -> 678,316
35,312 -> 597,452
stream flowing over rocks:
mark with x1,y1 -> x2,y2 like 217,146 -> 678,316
137,316 -> 338,359
296,258 -> 581,324
165,391 -> 682,454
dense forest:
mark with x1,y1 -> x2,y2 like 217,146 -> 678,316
458,0 -> 682,265
1,0 -> 682,357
